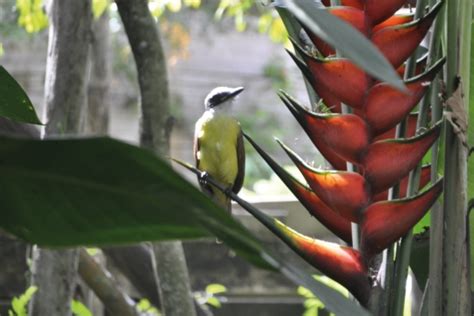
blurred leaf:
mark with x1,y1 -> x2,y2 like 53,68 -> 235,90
0,43 -> 4,57
85,247 -> 99,256
167,0 -> 182,12
206,297 -> 221,308
71,300 -> 92,316
0,66 -> 42,124
279,0 -> 406,91
136,299 -> 160,315
269,17 -> 288,43
92,0 -> 109,19
16,0 -> 48,33
9,286 -> 37,316
258,12 -> 273,33
234,10 -> 246,32
205,283 -> 227,295
0,136 -> 271,270
184,0 -> 201,8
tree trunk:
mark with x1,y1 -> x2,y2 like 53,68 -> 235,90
29,1 -> 92,315
114,1 -> 197,316
86,9 -> 111,135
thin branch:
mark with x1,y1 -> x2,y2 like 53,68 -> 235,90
78,249 -> 138,316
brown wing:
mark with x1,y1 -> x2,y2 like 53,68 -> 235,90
193,127 -> 213,196
232,129 -> 245,193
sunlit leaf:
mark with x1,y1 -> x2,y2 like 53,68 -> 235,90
92,0 -> 109,19
71,300 -> 92,316
167,0 -> 182,12
206,297 -> 221,308
16,0 -> 48,33
205,284 -> 227,295
184,0 -> 201,8
9,286 -> 37,316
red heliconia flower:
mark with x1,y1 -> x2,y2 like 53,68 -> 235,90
243,0 -> 444,305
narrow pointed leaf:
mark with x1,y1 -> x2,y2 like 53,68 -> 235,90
280,92 -> 370,164
278,140 -> 369,222
365,0 -> 407,25
372,2 -> 443,69
365,59 -> 445,135
361,179 -> 443,256
362,122 -> 442,193
305,7 -> 368,57
0,66 -> 42,125
245,134 -> 352,242
281,0 -> 406,91
373,165 -> 432,201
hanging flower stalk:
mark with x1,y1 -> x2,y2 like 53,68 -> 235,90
245,0 -> 445,306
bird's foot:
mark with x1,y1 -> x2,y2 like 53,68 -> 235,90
199,171 -> 209,185
224,186 -> 233,197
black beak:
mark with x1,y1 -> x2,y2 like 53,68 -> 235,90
228,87 -> 244,99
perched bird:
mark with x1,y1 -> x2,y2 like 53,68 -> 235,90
194,86 -> 246,212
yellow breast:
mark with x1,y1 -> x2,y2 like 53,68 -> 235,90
195,112 -> 241,186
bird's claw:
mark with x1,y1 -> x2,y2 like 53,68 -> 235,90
199,171 -> 209,185
224,186 -> 233,196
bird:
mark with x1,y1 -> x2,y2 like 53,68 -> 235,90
194,86 -> 246,213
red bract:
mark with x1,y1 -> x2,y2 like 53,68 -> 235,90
275,220 -> 370,304
246,0 -> 444,304
361,179 -> 443,257
244,134 -> 352,243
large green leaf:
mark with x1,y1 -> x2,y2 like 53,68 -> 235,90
0,136 -> 267,268
0,136 -> 368,315
0,66 -> 42,124
279,0 -> 406,91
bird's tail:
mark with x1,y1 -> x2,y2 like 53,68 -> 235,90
212,189 -> 232,213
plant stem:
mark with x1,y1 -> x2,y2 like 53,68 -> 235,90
427,1 -> 446,314
442,0 -> 472,314
390,1 -> 434,315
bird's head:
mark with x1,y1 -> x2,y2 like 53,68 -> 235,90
204,86 -> 244,110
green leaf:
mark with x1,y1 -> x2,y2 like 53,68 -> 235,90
206,297 -> 222,308
92,0 -> 109,19
10,286 -> 38,316
71,300 -> 92,316
0,66 -> 42,124
279,0 -> 406,91
205,283 -> 227,295
16,0 -> 48,33
0,136 -> 269,269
